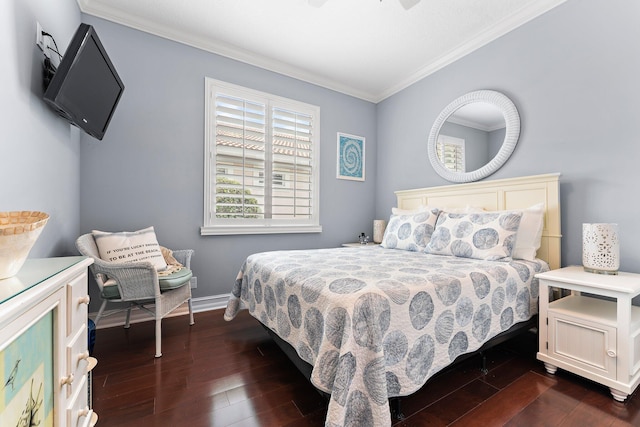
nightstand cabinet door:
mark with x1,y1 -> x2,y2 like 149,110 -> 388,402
548,309 -> 617,380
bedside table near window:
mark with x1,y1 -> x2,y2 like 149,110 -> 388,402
342,242 -> 380,248
536,266 -> 640,402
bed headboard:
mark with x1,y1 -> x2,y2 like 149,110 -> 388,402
395,173 -> 561,269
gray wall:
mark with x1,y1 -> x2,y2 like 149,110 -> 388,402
7,0 -> 639,312
78,16 -> 377,310
1,0 -> 81,257
376,0 -> 640,272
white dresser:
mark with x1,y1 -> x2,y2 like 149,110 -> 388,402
0,256 -> 96,427
536,266 -> 640,401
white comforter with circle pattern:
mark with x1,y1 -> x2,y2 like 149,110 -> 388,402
224,246 -> 547,427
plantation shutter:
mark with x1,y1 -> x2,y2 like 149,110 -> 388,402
436,135 -> 465,173
271,108 -> 314,219
214,94 -> 266,219
204,78 -> 320,234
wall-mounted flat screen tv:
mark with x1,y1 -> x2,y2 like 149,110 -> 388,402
43,23 -> 124,141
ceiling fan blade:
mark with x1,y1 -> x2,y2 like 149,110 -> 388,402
399,0 -> 420,10
308,0 -> 329,7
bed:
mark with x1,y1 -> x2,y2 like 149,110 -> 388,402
224,173 -> 561,427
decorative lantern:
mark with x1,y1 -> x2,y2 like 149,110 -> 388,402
373,220 -> 387,244
582,223 -> 619,275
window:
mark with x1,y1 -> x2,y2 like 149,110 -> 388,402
436,134 -> 465,172
202,78 -> 321,235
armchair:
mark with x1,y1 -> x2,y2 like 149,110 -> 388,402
75,233 -> 195,357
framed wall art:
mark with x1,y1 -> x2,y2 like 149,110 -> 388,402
337,132 -> 365,181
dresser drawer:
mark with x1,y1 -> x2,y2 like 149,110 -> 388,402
65,325 -> 89,398
66,272 -> 90,336
66,373 -> 92,427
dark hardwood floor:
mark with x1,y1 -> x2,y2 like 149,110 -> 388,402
91,309 -> 640,426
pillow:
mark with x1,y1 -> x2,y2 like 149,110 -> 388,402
512,203 -> 545,260
92,226 -> 168,270
380,208 -> 440,251
425,211 -> 523,261
439,205 -> 486,214
391,205 -> 429,215
391,205 -> 484,215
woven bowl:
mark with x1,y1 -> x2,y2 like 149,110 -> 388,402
0,211 -> 49,279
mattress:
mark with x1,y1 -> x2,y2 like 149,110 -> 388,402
224,246 -> 548,426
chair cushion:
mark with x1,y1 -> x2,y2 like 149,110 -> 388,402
101,268 -> 193,299
159,267 -> 193,290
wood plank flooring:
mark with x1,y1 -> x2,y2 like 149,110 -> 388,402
91,309 -> 640,426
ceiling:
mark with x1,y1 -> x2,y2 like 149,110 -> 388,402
76,0 -> 567,103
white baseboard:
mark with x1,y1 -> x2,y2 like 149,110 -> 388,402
91,293 -> 231,329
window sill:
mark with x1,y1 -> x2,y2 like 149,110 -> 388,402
200,224 -> 323,236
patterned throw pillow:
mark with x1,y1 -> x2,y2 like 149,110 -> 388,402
380,208 -> 440,251
425,211 -> 523,261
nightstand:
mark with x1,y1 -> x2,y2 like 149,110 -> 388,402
342,242 -> 379,247
536,266 -> 640,401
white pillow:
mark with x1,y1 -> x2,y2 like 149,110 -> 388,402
425,211 -> 523,261
391,205 -> 430,215
512,203 -> 545,261
440,205 -> 486,214
380,208 -> 440,251
92,226 -> 168,270
391,205 -> 483,215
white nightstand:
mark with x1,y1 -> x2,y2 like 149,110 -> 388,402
536,266 -> 640,401
342,242 -> 380,247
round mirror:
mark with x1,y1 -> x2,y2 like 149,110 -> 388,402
427,90 -> 520,183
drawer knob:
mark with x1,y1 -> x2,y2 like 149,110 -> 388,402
78,407 -> 90,418
60,373 -> 74,386
607,350 -> 617,358
77,351 -> 90,362
78,295 -> 91,305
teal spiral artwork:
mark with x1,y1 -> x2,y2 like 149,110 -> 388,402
338,133 -> 365,181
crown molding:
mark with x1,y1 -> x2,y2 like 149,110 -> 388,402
77,0 -> 567,103
76,0 -> 378,101
374,0 -> 568,102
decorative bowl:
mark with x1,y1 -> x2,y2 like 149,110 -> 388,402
0,211 -> 49,279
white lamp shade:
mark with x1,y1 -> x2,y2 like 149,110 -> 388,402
582,223 -> 619,273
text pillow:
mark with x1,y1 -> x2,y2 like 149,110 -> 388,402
425,211 -> 523,261
92,226 -> 168,270
380,208 -> 440,251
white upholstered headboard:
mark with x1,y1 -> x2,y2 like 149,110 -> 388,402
395,173 -> 561,269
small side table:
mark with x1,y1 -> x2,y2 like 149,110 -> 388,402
536,266 -> 640,401
342,242 -> 380,248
